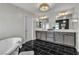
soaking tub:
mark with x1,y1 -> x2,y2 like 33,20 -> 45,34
0,37 -> 22,55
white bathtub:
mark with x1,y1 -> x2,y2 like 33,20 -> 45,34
0,37 -> 22,55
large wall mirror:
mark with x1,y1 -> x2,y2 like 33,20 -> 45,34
36,15 -> 49,30
54,8 -> 78,30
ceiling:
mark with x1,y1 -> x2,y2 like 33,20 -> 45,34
12,3 -> 56,16
12,3 -> 77,17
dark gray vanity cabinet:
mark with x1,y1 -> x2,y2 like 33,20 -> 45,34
63,33 -> 75,46
41,32 -> 47,41
53,32 -> 76,47
36,31 -> 47,41
36,31 -> 41,39
36,31 -> 76,47
47,32 -> 54,42
54,32 -> 63,44
36,31 -> 54,42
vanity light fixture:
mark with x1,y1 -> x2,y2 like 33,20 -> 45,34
56,11 -> 72,19
39,3 -> 49,12
39,16 -> 48,20
59,13 -> 65,16
58,11 -> 72,16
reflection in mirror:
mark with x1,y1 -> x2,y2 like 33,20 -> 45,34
36,15 -> 49,30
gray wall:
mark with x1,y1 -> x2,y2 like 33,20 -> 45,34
0,4 -> 25,41
76,5 -> 79,52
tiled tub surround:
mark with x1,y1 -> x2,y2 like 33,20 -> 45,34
19,39 -> 77,55
36,31 -> 76,47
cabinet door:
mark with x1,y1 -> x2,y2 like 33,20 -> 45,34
41,32 -> 47,41
54,32 -> 63,44
47,32 -> 54,42
64,33 -> 74,46
47,38 -> 54,42
36,32 -> 41,39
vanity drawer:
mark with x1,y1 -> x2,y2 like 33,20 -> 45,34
41,32 -> 47,41
47,37 -> 54,42
47,32 -> 53,38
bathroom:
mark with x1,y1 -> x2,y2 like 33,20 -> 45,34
0,3 -> 79,55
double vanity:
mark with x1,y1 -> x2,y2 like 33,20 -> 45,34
36,29 -> 76,47
34,7 -> 78,54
